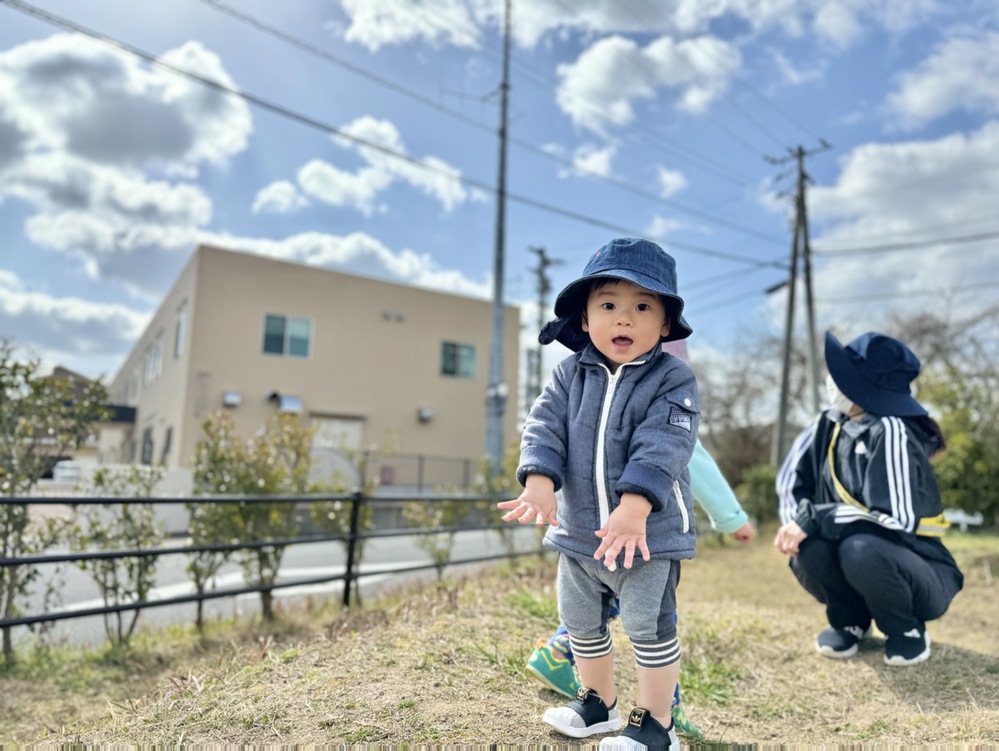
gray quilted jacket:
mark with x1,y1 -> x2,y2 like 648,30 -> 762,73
517,343 -> 700,563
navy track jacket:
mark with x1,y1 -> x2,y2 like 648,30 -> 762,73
777,410 -> 962,574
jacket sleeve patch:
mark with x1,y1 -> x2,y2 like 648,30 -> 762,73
668,407 -> 692,432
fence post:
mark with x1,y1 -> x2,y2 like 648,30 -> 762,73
342,490 -> 364,608
417,455 -> 425,493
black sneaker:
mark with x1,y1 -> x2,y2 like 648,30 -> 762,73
884,628 -> 931,666
816,625 -> 867,659
542,687 -> 621,739
598,707 -> 678,749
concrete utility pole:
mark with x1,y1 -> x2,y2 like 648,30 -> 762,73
485,0 -> 511,469
768,142 -> 829,466
525,246 -> 563,406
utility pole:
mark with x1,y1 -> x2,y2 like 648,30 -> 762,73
768,142 -> 830,465
525,246 -> 563,405
798,147 -> 821,417
485,0 -> 511,469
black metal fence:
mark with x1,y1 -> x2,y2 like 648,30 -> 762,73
0,491 -> 543,634
364,452 -> 480,493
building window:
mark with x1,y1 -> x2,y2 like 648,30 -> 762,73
441,342 -> 476,378
263,314 -> 311,358
161,426 -> 173,464
143,337 -> 164,386
140,427 -> 154,465
174,304 -> 187,359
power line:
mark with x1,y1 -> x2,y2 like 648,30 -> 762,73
812,212 -> 999,244
601,0 -> 772,157
197,0 -> 493,134
818,279 -> 999,302
813,230 -> 999,255
414,0 -> 759,186
1,0 -> 781,268
688,284 -> 769,311
203,0 -> 784,245
631,0 -> 824,145
551,0 -> 772,161
685,260 -> 780,292
193,0 -> 784,245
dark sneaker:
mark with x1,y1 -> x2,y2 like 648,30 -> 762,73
884,628 -> 931,666
543,687 -> 621,739
816,625 -> 867,659
599,707 -> 678,749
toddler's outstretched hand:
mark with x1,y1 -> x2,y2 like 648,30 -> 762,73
496,474 -> 558,526
594,493 -> 651,570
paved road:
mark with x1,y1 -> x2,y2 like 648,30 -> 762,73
15,526 -> 545,650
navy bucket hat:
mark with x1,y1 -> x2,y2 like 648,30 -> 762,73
539,237 -> 692,351
825,331 -> 927,417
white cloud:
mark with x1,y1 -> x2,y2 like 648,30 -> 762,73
0,268 -> 150,378
810,122 -> 999,229
806,121 -> 999,328
0,34 -> 251,173
340,116 -> 471,210
339,0 -> 481,51
657,167 -> 687,198
252,180 -> 310,214
645,215 -> 686,239
672,0 -> 939,46
0,33 -> 246,287
509,1 -> 669,48
200,230 -> 492,300
337,0 -> 664,51
811,2 -> 862,48
5,152 -> 209,276
557,142 -> 616,179
285,116 -> 471,214
886,32 -> 999,130
297,159 -> 391,216
335,0 -> 944,52
556,34 -> 741,134
769,48 -> 824,86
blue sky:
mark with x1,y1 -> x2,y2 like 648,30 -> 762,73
2,0 -> 998,386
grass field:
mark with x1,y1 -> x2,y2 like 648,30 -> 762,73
2,527 -> 997,747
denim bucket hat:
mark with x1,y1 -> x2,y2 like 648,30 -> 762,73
539,237 -> 692,351
825,331 -> 927,417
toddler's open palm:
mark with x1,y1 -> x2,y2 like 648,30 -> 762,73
594,503 -> 650,569
496,488 -> 558,526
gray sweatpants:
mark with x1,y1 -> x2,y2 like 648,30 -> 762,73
557,554 -> 681,669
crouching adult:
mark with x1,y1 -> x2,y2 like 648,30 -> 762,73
774,331 -> 964,666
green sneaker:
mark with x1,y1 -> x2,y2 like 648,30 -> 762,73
526,641 -> 581,698
671,702 -> 705,740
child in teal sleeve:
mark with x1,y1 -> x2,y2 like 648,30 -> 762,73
689,439 -> 752,537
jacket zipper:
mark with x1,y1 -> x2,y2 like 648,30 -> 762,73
594,360 -> 643,528
672,480 -> 689,533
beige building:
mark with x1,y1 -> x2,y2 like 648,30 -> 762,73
102,245 -> 520,488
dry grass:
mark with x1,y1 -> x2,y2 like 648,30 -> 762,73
2,528 -> 997,748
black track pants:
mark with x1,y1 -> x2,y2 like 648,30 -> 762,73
790,533 -> 960,637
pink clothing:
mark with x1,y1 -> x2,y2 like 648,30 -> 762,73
662,339 -> 689,362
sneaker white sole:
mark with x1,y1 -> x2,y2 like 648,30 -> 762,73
817,642 -> 859,659
543,706 -> 622,739
884,633 -> 931,666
